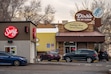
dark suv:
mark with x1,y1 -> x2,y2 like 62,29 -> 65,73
63,49 -> 98,63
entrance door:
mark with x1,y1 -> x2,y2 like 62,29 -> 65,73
64,42 -> 77,53
70,46 -> 76,52
65,47 -> 70,53
65,46 -> 76,53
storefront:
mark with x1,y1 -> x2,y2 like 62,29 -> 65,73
56,10 -> 105,55
56,31 -> 105,54
0,21 -> 37,63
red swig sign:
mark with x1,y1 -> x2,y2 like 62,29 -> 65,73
4,26 -> 18,38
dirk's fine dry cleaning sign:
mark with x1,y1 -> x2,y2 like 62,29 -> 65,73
75,10 -> 94,23
64,21 -> 88,31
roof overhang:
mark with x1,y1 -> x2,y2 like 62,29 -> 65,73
56,31 -> 105,42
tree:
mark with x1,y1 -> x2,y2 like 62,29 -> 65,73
15,0 -> 55,24
42,4 -> 55,24
71,0 -> 111,51
19,0 -> 41,24
0,0 -> 55,24
0,0 -> 25,21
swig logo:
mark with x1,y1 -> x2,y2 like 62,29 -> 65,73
4,26 -> 18,38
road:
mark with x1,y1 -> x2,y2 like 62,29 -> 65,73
0,61 -> 110,74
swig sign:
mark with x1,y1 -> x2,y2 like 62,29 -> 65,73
4,26 -> 18,38
75,10 -> 94,23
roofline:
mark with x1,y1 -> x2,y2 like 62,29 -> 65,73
0,21 -> 37,26
37,28 -> 58,33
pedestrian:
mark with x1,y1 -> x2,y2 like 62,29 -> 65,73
98,49 -> 109,61
98,49 -> 104,61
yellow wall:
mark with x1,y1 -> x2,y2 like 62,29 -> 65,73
36,33 -> 56,52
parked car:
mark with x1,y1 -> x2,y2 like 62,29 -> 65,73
0,51 -> 27,66
98,50 -> 109,61
63,48 -> 99,63
40,51 -> 61,61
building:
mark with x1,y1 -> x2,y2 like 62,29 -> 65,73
56,10 -> 105,55
56,22 -> 105,55
0,21 -> 37,63
36,24 -> 58,55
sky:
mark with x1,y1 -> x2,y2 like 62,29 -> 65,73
40,0 -> 92,23
27,0 -> 110,23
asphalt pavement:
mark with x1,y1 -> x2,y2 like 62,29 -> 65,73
0,59 -> 110,74
36,59 -> 111,74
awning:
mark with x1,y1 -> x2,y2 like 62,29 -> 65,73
56,31 -> 105,42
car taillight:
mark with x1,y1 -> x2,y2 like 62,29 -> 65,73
93,54 -> 97,57
49,54 -> 53,57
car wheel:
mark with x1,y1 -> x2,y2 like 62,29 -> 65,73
13,60 -> 20,66
86,58 -> 93,63
57,59 -> 60,62
65,57 -> 72,62
106,58 -> 109,61
40,57 -> 43,61
48,59 -> 51,61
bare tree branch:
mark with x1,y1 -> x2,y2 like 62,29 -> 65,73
0,0 -> 55,24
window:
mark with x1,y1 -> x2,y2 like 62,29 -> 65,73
47,43 -> 50,48
80,50 -> 89,54
5,46 -> 17,55
75,50 -> 81,54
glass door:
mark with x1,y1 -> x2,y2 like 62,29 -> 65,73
64,42 -> 77,53
70,46 -> 76,52
65,47 -> 70,53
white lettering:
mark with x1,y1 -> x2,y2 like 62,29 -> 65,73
76,13 -> 93,19
5,28 -> 18,38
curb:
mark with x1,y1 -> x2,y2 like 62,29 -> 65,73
36,59 -> 99,63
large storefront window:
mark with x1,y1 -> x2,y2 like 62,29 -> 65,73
64,42 -> 77,53
5,46 -> 17,55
